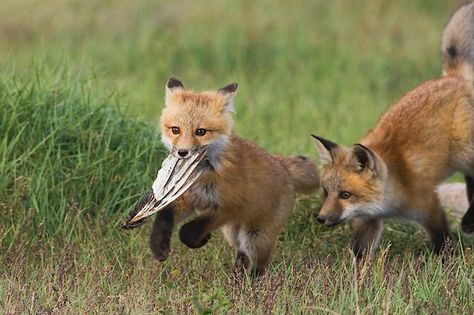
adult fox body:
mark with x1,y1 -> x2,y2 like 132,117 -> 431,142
150,78 -> 319,275
313,2 -> 474,257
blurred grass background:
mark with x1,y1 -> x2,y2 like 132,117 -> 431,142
1,0 -> 473,313
0,0 -> 461,151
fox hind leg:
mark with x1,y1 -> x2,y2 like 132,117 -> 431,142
464,175 -> 474,201
237,228 -> 275,277
235,251 -> 251,272
461,204 -> 474,233
222,224 -> 267,276
461,175 -> 474,233
351,218 -> 384,259
221,224 -> 250,271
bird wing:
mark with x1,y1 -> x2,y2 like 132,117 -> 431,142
123,147 -> 206,228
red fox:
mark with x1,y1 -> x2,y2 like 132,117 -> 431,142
150,78 -> 319,275
312,2 -> 474,258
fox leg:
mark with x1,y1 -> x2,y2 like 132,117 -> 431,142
221,224 -> 270,276
249,233 -> 275,277
149,197 -> 192,261
221,224 -> 250,270
235,251 -> 251,272
351,218 -> 384,259
464,175 -> 474,201
420,199 -> 450,254
179,209 -> 228,249
240,199 -> 292,277
461,203 -> 474,233
236,227 -> 275,277
461,175 -> 474,233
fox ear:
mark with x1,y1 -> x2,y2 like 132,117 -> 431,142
311,135 -> 338,166
165,77 -> 184,102
218,83 -> 238,112
349,144 -> 378,173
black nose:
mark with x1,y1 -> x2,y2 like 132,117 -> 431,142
178,149 -> 189,157
316,215 -> 326,224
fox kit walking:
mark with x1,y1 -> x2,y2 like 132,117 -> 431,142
150,78 -> 319,275
312,2 -> 474,257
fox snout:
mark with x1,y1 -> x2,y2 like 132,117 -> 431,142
171,146 -> 202,159
316,212 -> 341,227
170,149 -> 190,158
171,147 -> 193,159
317,193 -> 345,226
177,149 -> 189,158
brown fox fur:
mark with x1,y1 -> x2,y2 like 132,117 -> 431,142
150,78 -> 319,275
312,2 -> 474,258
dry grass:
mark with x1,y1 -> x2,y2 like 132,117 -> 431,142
2,222 -> 474,313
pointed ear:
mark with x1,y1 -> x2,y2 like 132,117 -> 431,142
218,83 -> 238,112
165,77 -> 184,102
349,144 -> 378,173
311,135 -> 339,165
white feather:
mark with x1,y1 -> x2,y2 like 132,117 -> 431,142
125,147 -> 206,226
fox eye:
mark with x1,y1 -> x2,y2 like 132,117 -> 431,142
171,126 -> 180,134
195,128 -> 206,136
339,191 -> 352,199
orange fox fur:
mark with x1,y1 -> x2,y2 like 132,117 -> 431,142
150,78 -> 319,275
312,2 -> 474,257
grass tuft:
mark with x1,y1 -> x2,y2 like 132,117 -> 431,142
0,72 -> 166,248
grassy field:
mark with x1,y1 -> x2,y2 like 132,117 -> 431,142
1,0 -> 474,313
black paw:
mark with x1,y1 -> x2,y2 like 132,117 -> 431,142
234,251 -> 265,278
150,239 -> 170,262
149,227 -> 172,261
234,251 -> 250,270
179,219 -> 211,249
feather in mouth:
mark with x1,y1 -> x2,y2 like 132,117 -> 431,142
122,147 -> 207,229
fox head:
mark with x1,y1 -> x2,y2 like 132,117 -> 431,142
160,77 -> 237,160
312,135 -> 388,226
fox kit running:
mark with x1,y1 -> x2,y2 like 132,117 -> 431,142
312,2 -> 474,258
150,78 -> 319,275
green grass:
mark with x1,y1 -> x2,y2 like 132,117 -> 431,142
1,0 -> 474,313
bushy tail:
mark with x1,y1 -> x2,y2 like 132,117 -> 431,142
441,2 -> 474,81
275,155 -> 320,194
